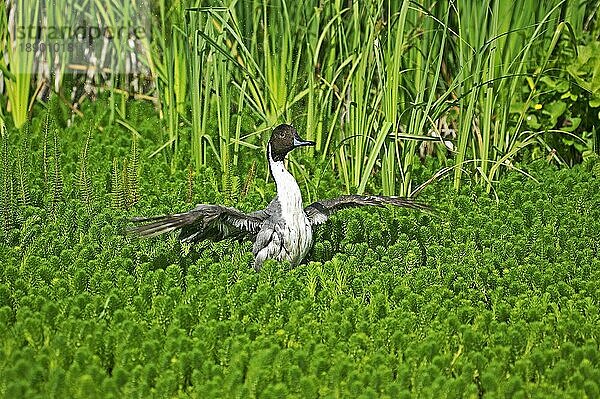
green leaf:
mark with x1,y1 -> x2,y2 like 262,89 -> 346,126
555,79 -> 570,93
540,75 -> 556,89
525,114 -> 541,129
543,101 -> 567,126
562,117 -> 581,132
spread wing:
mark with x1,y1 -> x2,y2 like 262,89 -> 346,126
128,205 -> 268,243
304,195 -> 432,226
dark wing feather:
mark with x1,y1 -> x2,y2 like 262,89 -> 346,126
304,195 -> 432,226
128,205 -> 267,243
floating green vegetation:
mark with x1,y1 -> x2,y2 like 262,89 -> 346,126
0,1 -> 598,396
0,101 -> 599,398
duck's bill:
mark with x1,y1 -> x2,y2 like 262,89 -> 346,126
293,136 -> 316,147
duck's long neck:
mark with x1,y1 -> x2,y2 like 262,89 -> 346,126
268,144 -> 303,212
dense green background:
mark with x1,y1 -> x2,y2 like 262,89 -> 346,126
1,101 -> 599,398
1,0 -> 599,396
2,0 -> 598,197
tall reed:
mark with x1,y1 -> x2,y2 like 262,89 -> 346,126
2,0 -> 40,128
451,0 -> 577,191
2,0 -> 591,196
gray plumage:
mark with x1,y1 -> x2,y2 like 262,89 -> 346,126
304,195 -> 432,225
130,124 -> 432,270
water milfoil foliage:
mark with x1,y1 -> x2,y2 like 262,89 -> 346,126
0,100 -> 600,397
0,1 -> 599,397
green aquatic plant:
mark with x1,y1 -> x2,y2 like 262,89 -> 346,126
78,128 -> 93,212
41,112 -> 52,187
128,136 -> 140,206
110,137 -> 141,211
0,55 -> 600,398
15,123 -> 30,206
50,125 -> 63,219
1,124 -> 15,236
111,158 -> 124,210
